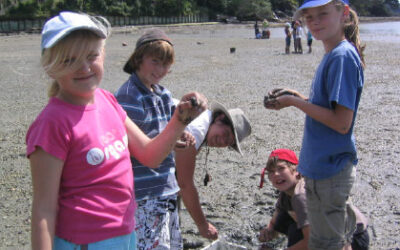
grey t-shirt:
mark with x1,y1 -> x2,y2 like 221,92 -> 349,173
276,178 -> 309,229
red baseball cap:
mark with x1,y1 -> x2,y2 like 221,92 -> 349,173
259,149 -> 299,188
269,148 -> 298,165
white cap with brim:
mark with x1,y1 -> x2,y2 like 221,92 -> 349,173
293,0 -> 349,20
41,11 -> 109,50
210,101 -> 252,155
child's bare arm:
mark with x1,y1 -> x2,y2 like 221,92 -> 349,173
29,148 -> 63,250
285,97 -> 354,134
264,89 -> 353,134
268,88 -> 308,101
126,92 -> 207,168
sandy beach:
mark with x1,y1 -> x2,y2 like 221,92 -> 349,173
1,21 -> 400,249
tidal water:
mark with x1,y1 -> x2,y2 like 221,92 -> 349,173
178,21 -> 400,42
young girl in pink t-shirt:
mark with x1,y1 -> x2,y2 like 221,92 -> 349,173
26,11 -> 207,250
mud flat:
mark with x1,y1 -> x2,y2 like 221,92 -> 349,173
0,22 -> 399,249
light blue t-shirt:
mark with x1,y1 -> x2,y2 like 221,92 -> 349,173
298,40 -> 364,180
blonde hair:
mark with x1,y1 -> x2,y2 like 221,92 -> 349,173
334,0 -> 366,68
126,40 -> 175,73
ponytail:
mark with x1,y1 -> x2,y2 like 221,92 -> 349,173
344,7 -> 366,68
48,80 -> 59,97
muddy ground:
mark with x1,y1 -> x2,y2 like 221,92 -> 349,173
0,22 -> 399,249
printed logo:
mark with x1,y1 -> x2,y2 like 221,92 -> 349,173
86,147 -> 105,166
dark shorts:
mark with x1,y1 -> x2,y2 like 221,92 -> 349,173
307,39 -> 313,46
273,210 -> 369,249
286,37 -> 291,47
352,224 -> 370,250
273,211 -> 303,247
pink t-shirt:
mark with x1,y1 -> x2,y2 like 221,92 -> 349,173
26,88 -> 135,244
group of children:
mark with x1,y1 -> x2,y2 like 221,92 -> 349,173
285,20 -> 313,54
26,0 -> 369,249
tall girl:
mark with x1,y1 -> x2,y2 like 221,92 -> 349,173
264,0 -> 365,249
26,11 -> 206,250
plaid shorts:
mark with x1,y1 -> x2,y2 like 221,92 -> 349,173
135,194 -> 183,250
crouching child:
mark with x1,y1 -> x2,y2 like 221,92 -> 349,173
258,149 -> 369,250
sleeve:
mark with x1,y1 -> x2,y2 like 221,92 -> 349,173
102,89 -> 127,122
114,84 -> 145,127
292,192 -> 309,229
26,118 -> 70,161
275,193 -> 285,212
326,52 -> 360,111
185,110 -> 211,150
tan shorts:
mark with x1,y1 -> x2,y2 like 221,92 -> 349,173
304,162 -> 356,250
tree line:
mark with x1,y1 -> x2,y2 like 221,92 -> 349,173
1,0 -> 399,20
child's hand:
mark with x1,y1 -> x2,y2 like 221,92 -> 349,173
264,95 -> 293,110
268,88 -> 307,100
258,227 -> 278,242
268,88 -> 298,98
176,92 -> 207,125
264,88 -> 306,110
175,131 -> 195,150
198,221 -> 218,240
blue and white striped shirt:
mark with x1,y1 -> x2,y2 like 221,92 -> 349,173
115,73 -> 179,201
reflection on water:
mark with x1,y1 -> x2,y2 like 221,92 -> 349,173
359,21 -> 400,41
172,21 -> 400,42
360,21 -> 400,35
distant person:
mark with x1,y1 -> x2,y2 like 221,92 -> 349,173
264,0 -> 366,249
115,28 -> 200,249
176,101 -> 251,240
27,12 -> 207,249
294,20 -> 303,54
307,29 -> 313,53
284,23 -> 292,54
291,20 -> 297,52
258,149 -> 369,250
262,19 -> 271,39
255,20 -> 261,39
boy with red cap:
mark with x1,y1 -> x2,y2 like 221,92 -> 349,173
258,149 -> 369,250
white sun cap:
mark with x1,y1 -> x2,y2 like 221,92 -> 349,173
41,11 -> 109,50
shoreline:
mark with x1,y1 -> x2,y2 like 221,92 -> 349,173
1,16 -> 400,36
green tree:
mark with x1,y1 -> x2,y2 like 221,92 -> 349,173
153,0 -> 194,16
269,0 -> 297,13
235,0 -> 273,20
7,0 -> 40,17
107,1 -> 132,16
385,0 -> 400,10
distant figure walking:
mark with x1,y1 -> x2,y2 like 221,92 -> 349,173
284,23 -> 292,54
294,20 -> 303,54
254,20 -> 261,39
291,20 -> 297,52
262,19 -> 270,39
307,29 -> 313,53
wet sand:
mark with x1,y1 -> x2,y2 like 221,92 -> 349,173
0,22 -> 399,249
